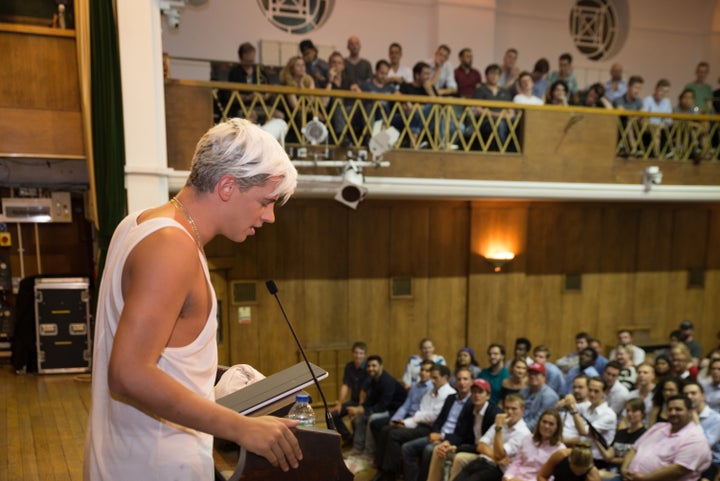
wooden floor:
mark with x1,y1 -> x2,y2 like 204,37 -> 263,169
0,363 -> 378,481
0,363 -> 92,481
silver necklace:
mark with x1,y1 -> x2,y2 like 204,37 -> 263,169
170,196 -> 205,257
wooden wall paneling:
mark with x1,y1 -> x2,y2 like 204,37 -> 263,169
670,206 -> 709,270
0,31 -> 79,110
523,274 -> 565,355
635,205 -> 673,272
632,271 -> 672,344
707,207 -> 720,270
663,270 -> 705,336
0,108 -> 84,155
699,271 -> 720,355
164,82 -> 213,170
526,205 -> 563,274
600,205 -> 639,273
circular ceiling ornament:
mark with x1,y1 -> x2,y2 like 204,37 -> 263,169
569,0 -> 628,61
257,0 -> 334,35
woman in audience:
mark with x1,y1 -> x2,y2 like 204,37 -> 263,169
653,353 -> 672,382
546,79 -> 569,106
402,338 -> 446,388
697,348 -> 720,384
280,56 -> 316,142
498,358 -> 528,407
593,397 -> 647,478
648,376 -> 683,425
537,441 -> 600,481
614,345 -> 637,391
450,347 -> 482,387
499,409 -> 565,481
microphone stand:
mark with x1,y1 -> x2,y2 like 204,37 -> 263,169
265,280 -> 336,431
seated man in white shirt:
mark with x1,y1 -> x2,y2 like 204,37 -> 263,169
609,329 -> 646,365
513,71 -> 544,105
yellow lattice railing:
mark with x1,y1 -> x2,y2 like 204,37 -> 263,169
180,79 -> 720,161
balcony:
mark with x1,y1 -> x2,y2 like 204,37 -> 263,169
166,78 -> 720,201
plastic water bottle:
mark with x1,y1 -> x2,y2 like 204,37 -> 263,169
288,394 -> 315,426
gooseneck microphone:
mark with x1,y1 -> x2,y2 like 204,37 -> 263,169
265,280 -> 336,431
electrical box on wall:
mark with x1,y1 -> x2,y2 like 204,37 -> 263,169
0,192 -> 72,223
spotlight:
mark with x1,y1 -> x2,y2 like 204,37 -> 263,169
643,166 -> 662,192
369,125 -> 400,161
334,162 -> 367,210
260,118 -> 288,148
301,117 -> 328,145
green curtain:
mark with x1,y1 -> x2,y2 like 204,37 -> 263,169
89,0 -> 126,280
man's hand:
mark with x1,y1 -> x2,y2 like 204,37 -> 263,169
435,441 -> 455,459
236,416 -> 302,472
494,413 -> 508,429
330,402 -> 342,415
428,432 -> 443,444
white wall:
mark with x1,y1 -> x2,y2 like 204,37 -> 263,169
162,0 -> 720,98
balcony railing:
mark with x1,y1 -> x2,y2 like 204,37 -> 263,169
172,78 -> 720,163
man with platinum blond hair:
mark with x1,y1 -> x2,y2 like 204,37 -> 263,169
84,118 -> 300,481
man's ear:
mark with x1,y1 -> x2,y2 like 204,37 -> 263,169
217,175 -> 236,201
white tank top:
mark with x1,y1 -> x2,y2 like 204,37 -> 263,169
84,213 -> 218,481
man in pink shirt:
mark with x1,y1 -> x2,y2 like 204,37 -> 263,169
620,395 -> 711,481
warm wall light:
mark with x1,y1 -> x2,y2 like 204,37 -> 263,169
484,251 -> 515,272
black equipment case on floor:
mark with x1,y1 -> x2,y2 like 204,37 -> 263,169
34,277 -> 91,374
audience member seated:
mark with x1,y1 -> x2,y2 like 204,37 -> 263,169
359,60 -> 396,132
671,344 -> 699,381
679,320 -> 703,365
402,337 -> 447,389
512,71 -> 544,105
577,83 -> 613,109
602,361 -> 630,417
332,341 -> 368,444
603,63 -> 627,105
498,48 -> 520,92
546,79 -> 569,106
428,44 -> 458,97
454,48 -> 482,98
450,347 -> 482,387
613,346 -> 637,391
557,332 -> 592,375
345,355 -> 407,456
614,75 -> 645,157
624,362 -> 655,426
563,347 -> 600,396
479,409 -> 565,481
395,62 -> 438,148
608,329 -> 646,366
400,368 -> 475,481
386,42 -> 413,89
498,358 -> 528,407
641,78 -> 673,157
533,345 -> 564,395
697,349 -> 720,385
218,42 -> 269,121
649,376 -> 684,425
571,376 -> 618,466
505,338 -> 534,369
425,378 -> 503,481
684,61 -> 714,113
616,395 -> 711,481
701,358 -> 720,412
470,64 -> 513,151
588,338 -> 609,375
682,381 -> 720,481
344,35 -> 372,85
547,53 -> 580,104
556,375 -> 590,446
479,344 -> 510,404
653,353 -> 672,383
279,55 -> 315,142
673,88 -> 708,162
324,50 -> 360,140
595,397 -> 647,478
537,441 -> 600,481
531,58 -> 550,99
519,362 -> 560,431
372,364 -> 455,481
299,39 -> 328,88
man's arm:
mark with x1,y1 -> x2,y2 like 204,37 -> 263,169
624,465 -> 691,481
331,383 -> 350,413
108,230 -> 301,470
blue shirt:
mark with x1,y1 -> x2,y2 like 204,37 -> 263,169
699,406 -> 720,464
520,383 -> 560,431
391,379 -> 433,422
563,365 -> 600,396
544,362 -> 564,394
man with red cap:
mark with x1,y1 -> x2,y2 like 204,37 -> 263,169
424,378 -> 503,481
519,361 -> 559,431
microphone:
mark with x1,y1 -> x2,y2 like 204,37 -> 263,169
265,280 -> 336,431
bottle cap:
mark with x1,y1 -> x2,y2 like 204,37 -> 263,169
296,394 -> 310,403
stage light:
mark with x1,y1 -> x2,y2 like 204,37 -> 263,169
369,125 -> 400,161
334,162 -> 367,210
260,118 -> 288,148
301,117 -> 328,145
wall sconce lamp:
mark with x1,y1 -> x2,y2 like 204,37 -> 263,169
484,252 -> 515,272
